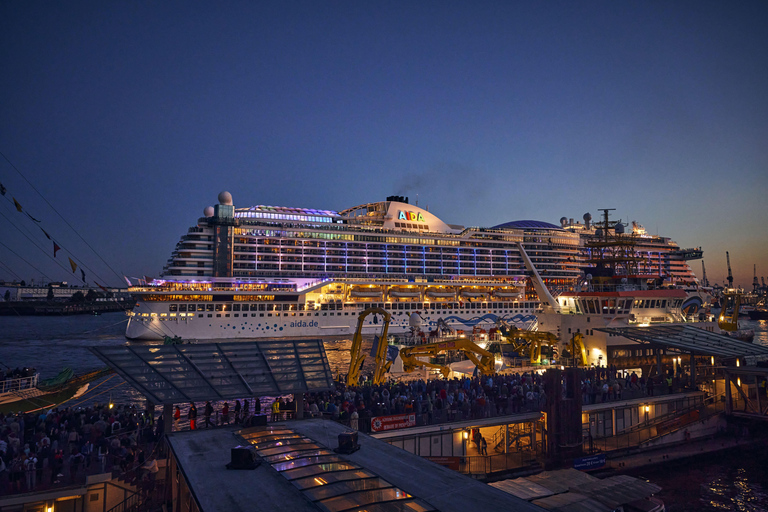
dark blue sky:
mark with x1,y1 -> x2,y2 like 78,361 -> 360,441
1,1 -> 766,288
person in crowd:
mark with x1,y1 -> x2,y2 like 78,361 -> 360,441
204,402 -> 214,428
188,403 -> 197,430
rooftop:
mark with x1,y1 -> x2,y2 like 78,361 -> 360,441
166,419 -> 544,512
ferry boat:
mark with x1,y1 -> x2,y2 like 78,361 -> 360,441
125,193 -> 587,341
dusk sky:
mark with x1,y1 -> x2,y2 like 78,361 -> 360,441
1,1 -> 766,289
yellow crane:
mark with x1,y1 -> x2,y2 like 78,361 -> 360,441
497,323 -> 587,367
347,307 -> 392,385
567,332 -> 588,367
497,325 -> 558,364
398,338 -> 496,378
718,289 -> 741,332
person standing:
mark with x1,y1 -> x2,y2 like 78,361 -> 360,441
222,403 -> 230,425
188,403 -> 197,430
204,401 -> 214,428
173,406 -> 181,431
480,435 -> 488,456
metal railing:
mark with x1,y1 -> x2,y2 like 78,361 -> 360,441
0,374 -> 39,394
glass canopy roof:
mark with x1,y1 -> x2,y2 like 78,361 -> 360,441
240,427 -> 437,512
596,325 -> 768,358
89,340 -> 335,404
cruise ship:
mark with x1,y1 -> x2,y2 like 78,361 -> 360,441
125,192 -> 583,340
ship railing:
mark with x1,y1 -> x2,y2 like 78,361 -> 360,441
0,374 -> 39,394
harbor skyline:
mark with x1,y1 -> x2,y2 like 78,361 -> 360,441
1,1 -> 766,288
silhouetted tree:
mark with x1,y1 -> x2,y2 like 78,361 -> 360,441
71,291 -> 85,302
47,286 -> 54,301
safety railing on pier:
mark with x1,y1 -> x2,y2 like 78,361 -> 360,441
584,391 -> 731,456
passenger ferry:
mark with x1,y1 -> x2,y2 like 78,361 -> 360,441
125,192 -> 583,340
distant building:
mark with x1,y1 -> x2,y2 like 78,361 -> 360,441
0,281 -> 132,302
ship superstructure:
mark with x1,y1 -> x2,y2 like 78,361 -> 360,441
559,212 -> 710,315
523,210 -> 716,368
126,193 -> 582,340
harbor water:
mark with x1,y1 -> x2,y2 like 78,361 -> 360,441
1,313 -> 767,510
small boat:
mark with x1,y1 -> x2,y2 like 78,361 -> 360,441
748,308 -> 768,320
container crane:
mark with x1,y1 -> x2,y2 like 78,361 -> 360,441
726,252 -> 733,289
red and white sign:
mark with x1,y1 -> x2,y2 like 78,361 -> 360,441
370,413 -> 416,432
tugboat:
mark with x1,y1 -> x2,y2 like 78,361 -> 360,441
747,298 -> 768,321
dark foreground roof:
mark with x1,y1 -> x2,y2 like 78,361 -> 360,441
166,419 -> 544,512
89,340 -> 334,404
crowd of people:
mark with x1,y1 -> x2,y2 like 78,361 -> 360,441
0,403 -> 163,494
302,371 -> 551,433
1,364 -> 689,494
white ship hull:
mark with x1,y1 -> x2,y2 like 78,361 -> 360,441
125,305 -> 537,341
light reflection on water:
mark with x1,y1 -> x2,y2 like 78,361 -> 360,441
2,314 -> 768,509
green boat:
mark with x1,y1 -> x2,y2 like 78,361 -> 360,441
0,367 -> 113,414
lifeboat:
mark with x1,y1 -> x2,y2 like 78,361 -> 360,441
426,288 -> 455,299
460,289 -> 489,299
493,288 -> 523,299
389,288 -> 421,299
350,287 -> 383,298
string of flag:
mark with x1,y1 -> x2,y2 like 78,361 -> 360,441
0,179 -> 141,288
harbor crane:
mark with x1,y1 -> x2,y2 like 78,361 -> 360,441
754,265 -> 759,294
701,260 -> 709,287
347,307 -> 392,386
726,252 -> 733,289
